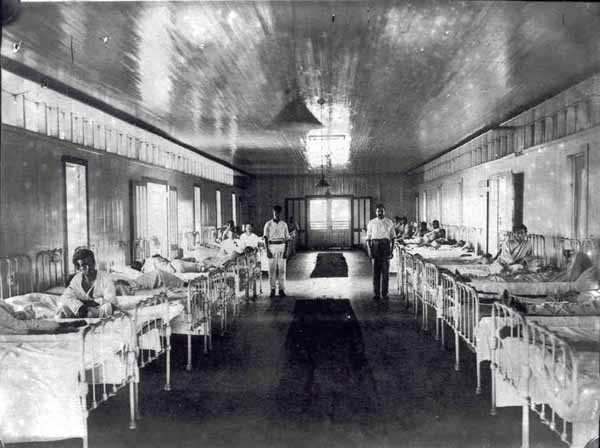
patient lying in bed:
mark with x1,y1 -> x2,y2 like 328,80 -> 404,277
0,299 -> 85,334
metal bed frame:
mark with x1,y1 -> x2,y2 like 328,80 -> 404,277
35,248 -> 65,292
132,238 -> 151,262
0,312 -> 138,448
0,254 -> 33,299
132,294 -> 174,395
490,302 -> 600,448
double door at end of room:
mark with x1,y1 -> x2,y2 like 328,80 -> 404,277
308,197 -> 351,249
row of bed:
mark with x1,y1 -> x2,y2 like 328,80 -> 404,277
0,241 -> 265,448
394,227 -> 600,448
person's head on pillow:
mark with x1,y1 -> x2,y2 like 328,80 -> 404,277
72,247 -> 97,282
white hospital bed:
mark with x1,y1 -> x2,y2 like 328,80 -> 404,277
0,312 -> 138,448
489,302 -> 600,448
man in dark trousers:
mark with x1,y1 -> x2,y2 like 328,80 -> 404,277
366,204 -> 396,300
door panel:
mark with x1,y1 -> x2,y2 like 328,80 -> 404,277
308,199 -> 328,248
131,181 -> 149,260
570,148 -> 589,239
285,198 -> 306,248
308,197 -> 352,249
487,178 -> 499,255
487,173 -> 514,256
352,197 -> 371,247
330,199 -> 351,248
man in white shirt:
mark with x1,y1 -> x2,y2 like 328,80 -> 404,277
240,224 -> 260,250
263,205 -> 290,298
366,204 -> 395,300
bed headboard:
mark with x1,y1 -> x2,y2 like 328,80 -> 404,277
499,231 -> 546,261
467,227 -> 484,254
0,254 -> 33,299
184,231 -> 199,251
444,224 -> 459,241
35,248 -> 65,292
91,240 -> 129,271
132,238 -> 151,262
455,226 -> 468,244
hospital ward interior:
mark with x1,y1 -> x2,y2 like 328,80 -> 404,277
2,1 -> 600,447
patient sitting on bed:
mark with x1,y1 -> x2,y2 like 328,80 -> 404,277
59,248 -> 117,318
424,220 -> 445,243
489,224 -> 540,274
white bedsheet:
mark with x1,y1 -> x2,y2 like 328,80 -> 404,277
0,323 -> 134,444
497,332 -> 600,422
469,279 -> 575,295
476,315 -> 600,364
402,245 -> 481,263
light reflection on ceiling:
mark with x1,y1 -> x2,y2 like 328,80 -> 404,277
2,1 -> 600,175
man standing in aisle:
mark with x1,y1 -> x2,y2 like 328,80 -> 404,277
263,205 -> 290,298
366,204 -> 395,301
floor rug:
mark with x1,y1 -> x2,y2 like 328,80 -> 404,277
310,252 -> 348,278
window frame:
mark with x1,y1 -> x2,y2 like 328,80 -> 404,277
62,155 -> 90,274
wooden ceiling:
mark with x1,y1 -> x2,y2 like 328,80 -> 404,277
2,1 -> 600,175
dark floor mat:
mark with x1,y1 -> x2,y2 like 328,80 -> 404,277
310,252 -> 348,278
274,299 -> 380,427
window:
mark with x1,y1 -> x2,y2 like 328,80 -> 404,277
330,199 -> 350,230
194,186 -> 202,235
216,190 -> 222,228
232,193 -> 237,226
168,186 -> 178,257
147,182 -> 168,257
528,123 -> 535,147
64,159 -> 88,274
131,180 -> 178,259
309,199 -> 327,229
569,148 -> 589,239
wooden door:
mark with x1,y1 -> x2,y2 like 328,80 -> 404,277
352,197 -> 371,247
308,197 -> 352,249
285,198 -> 307,248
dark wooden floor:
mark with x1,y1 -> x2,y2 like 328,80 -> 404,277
13,251 -> 570,448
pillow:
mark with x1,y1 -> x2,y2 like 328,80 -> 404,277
170,259 -> 202,273
5,293 -> 60,318
45,286 -> 66,296
141,256 -> 176,274
110,266 -> 143,281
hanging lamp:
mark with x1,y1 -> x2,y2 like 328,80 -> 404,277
316,97 -> 330,188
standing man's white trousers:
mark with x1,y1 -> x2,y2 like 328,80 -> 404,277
268,244 -> 286,290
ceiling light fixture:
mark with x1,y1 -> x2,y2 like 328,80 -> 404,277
270,2 -> 322,130
316,97 -> 330,189
272,88 -> 323,128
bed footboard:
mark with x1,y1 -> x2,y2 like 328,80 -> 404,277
0,254 -> 33,299
81,312 -> 138,439
490,303 -> 598,448
133,295 -> 172,392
